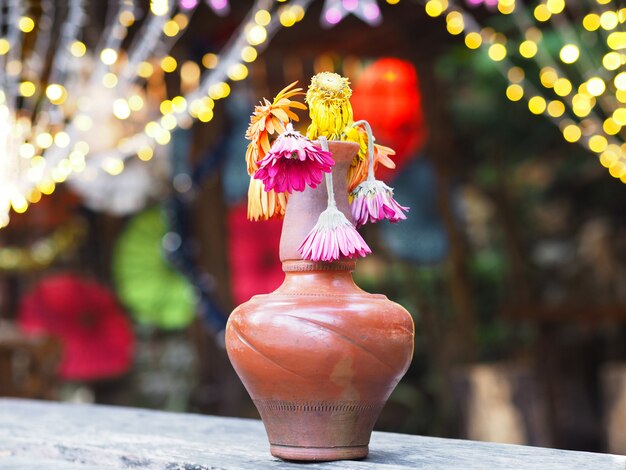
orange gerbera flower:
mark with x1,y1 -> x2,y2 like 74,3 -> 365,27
245,82 -> 307,175
247,177 -> 289,222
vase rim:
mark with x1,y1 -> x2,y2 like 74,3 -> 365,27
282,260 -> 356,272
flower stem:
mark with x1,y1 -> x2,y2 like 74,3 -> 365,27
319,136 -> 336,207
352,119 -> 376,182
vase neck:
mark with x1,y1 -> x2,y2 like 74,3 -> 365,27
279,140 -> 359,262
275,260 -> 363,296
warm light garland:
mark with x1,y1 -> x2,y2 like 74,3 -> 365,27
0,0 -> 313,229
0,219 -> 86,272
422,0 -> 626,183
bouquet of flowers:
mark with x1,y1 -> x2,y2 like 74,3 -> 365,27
245,72 -> 409,262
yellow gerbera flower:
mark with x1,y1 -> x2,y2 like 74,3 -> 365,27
305,72 -> 354,141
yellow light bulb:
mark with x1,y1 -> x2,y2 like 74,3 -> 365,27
102,73 -> 118,88
100,48 -> 118,65
553,78 -> 572,96
587,77 -> 606,96
613,108 -> 626,125
137,146 -> 154,161
18,17 -> 35,33
36,133 -> 53,149
241,46 -> 258,62
255,10 -> 271,26
202,53 -> 219,69
161,56 -> 177,73
546,0 -> 564,14
137,61 -> 154,78
547,100 -> 565,117
603,118 -> 622,135
540,67 -> 558,88
103,158 -> 125,176
607,32 -> 626,51
113,99 -> 131,120
506,84 -> 524,101
70,41 -> 87,57
227,63 -> 248,81
160,100 -> 174,115
603,52 -> 621,70
488,43 -> 507,61
528,96 -> 546,114
519,40 -> 537,58
163,20 -> 180,37
615,72 -> 626,91
150,0 -> 168,16
609,161 -> 626,179
247,25 -> 267,46
19,81 -> 36,97
0,38 -> 10,55
560,44 -> 580,64
600,11 -> 619,30
45,84 -> 67,104
563,124 -> 581,143
54,132 -> 70,148
583,13 -> 600,31
425,0 -> 446,17
534,4 -> 551,22
128,95 -> 144,111
464,32 -> 482,49
588,135 -> 608,153
446,12 -> 464,35
119,10 -> 135,27
172,96 -> 187,113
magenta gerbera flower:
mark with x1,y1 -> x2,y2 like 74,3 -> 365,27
254,124 -> 334,194
351,179 -> 409,228
299,203 -> 371,262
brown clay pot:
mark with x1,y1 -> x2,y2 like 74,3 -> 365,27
225,141 -> 414,461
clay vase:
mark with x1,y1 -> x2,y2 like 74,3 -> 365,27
225,141 -> 414,461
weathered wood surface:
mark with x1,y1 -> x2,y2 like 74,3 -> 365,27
0,399 -> 624,469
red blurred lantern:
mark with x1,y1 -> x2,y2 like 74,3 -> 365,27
351,58 -> 426,181
227,204 -> 284,305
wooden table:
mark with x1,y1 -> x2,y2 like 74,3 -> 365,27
0,398 -> 623,469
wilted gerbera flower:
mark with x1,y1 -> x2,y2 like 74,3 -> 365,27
245,82 -> 307,175
306,72 -> 354,141
351,179 -> 409,228
254,124 -> 334,194
299,203 -> 371,262
247,177 -> 288,221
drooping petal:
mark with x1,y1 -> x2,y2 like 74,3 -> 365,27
350,179 -> 409,227
298,205 -> 371,262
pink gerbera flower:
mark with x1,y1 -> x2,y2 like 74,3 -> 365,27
351,179 -> 409,228
299,204 -> 371,262
254,124 -> 334,194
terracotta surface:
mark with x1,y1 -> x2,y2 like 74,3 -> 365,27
226,141 -> 415,461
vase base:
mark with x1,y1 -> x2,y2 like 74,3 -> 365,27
270,444 -> 369,461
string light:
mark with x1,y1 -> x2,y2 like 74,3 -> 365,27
423,0 -> 626,183
0,0 -> 317,229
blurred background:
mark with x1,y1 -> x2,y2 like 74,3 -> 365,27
2,0 -> 626,456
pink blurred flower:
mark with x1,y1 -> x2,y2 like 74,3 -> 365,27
254,125 -> 334,194
299,205 -> 371,262
351,180 -> 409,227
